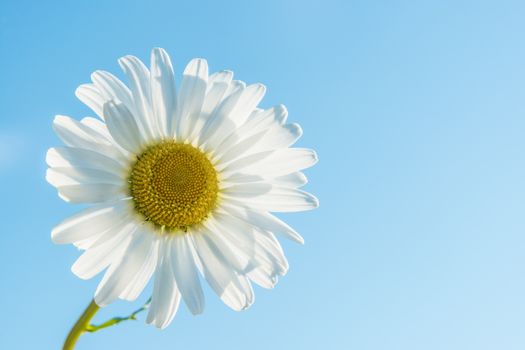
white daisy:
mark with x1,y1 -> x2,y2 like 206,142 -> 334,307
47,48 -> 318,329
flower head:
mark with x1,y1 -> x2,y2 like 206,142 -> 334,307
47,48 -> 318,328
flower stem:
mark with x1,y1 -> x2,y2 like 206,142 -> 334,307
63,299 -> 100,350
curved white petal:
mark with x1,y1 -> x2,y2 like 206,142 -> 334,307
220,204 -> 304,244
246,265 -> 278,289
221,183 -> 272,198
251,230 -> 288,276
213,105 -> 288,156
218,150 -> 273,174
222,172 -> 307,190
220,173 -> 265,186
51,201 -> 130,244
223,79 -> 245,98
53,115 -> 107,148
222,148 -> 318,178
170,234 -> 205,315
46,167 -> 122,187
71,221 -> 136,279
150,47 -> 176,138
223,187 -> 319,213
53,115 -> 128,163
46,147 -> 125,176
75,84 -> 105,119
176,58 -> 208,140
188,70 -> 233,142
91,70 -> 134,109
198,85 -> 245,149
79,117 -> 112,141
56,183 -> 126,204
210,210 -> 288,276
272,172 -> 308,188
207,70 -> 234,89
119,233 -> 159,301
214,130 -> 267,165
95,230 -> 157,307
147,239 -> 181,329
191,227 -> 254,311
247,122 -> 302,154
205,212 -> 257,263
104,101 -> 143,154
228,83 -> 266,126
118,55 -> 155,141
196,225 -> 248,273
205,83 -> 266,153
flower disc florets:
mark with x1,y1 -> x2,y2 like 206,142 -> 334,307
129,141 -> 218,232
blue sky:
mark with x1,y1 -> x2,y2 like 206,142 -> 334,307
2,0 -> 525,349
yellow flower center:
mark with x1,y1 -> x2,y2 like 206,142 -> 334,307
129,141 -> 219,232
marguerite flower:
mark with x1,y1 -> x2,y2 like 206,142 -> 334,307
47,48 -> 318,329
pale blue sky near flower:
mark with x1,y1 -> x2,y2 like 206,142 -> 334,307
2,0 -> 525,349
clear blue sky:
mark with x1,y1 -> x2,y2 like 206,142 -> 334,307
2,0 -> 525,349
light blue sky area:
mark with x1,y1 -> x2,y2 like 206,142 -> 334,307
2,0 -> 525,349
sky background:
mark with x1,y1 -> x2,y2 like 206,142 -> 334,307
2,0 -> 525,349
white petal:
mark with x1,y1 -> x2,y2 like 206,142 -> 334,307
221,173 -> 265,186
251,230 -> 288,275
272,172 -> 308,188
223,148 -> 318,178
198,85 -> 245,149
51,201 -> 130,244
75,84 -> 105,119
211,211 -> 259,250
211,210 -> 288,275
204,83 -> 265,152
222,172 -> 307,190
79,117 -> 130,159
118,55 -> 155,141
91,70 -> 134,109
80,117 -> 112,141
213,130 -> 267,165
187,70 -> 233,141
176,58 -> 208,140
191,227 -> 254,311
228,83 -> 266,126
150,48 -> 176,138
196,225 -> 248,273
218,150 -> 273,174
213,105 -> 288,156
147,239 -> 181,329
119,235 -> 159,301
46,167 -> 122,187
71,221 -> 136,279
103,101 -> 143,154
56,183 -> 126,204
46,147 -> 125,176
223,80 -> 246,100
53,115 -> 106,148
207,70 -> 233,89
246,266 -> 278,289
223,187 -> 319,213
94,230 -> 157,307
220,204 -> 304,244
247,123 -> 302,154
54,115 -> 128,162
221,183 -> 272,198
73,231 -> 107,250
170,234 -> 205,315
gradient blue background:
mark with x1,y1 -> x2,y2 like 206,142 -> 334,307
2,0 -> 525,349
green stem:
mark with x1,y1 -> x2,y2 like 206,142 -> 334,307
85,298 -> 151,333
63,299 -> 100,350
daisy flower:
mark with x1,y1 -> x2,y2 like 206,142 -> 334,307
47,48 -> 318,329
